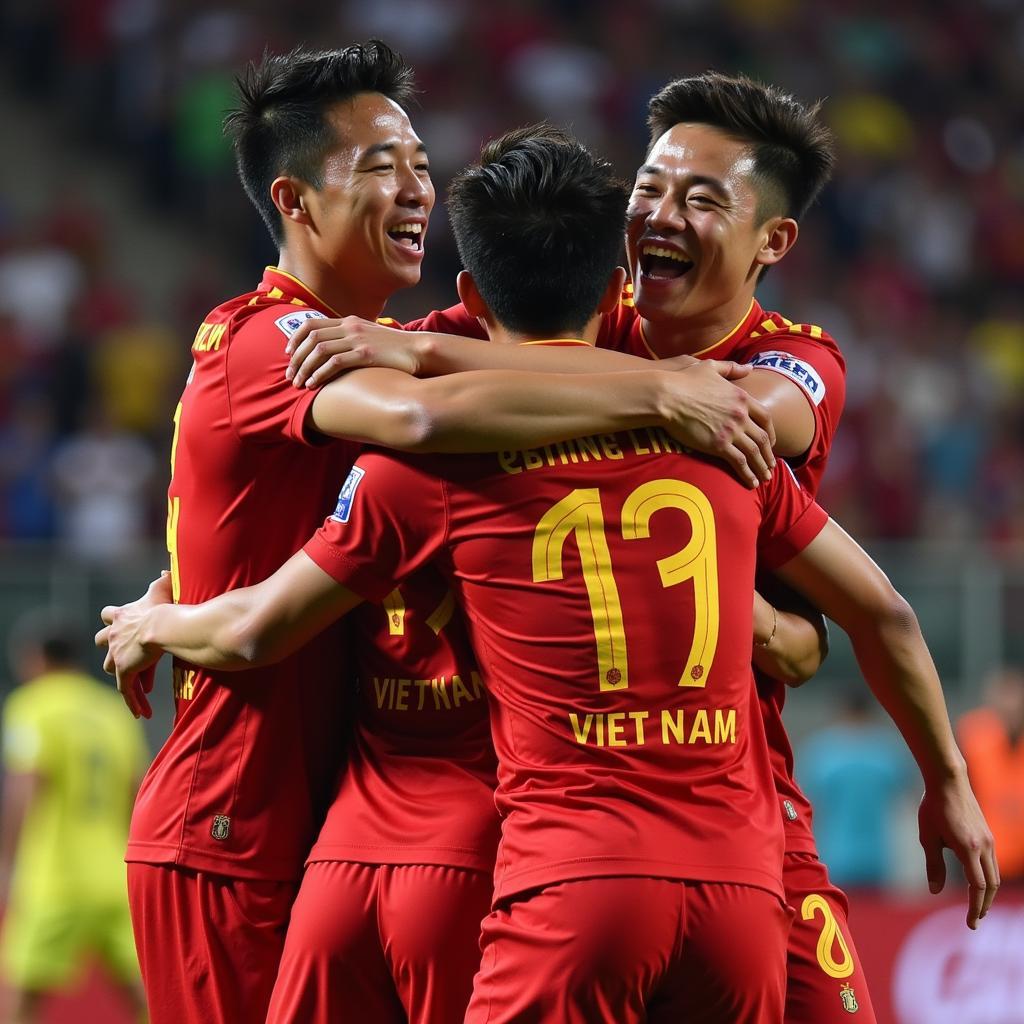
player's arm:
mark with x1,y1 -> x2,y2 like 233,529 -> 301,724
752,589 -> 828,686
96,555 -> 364,719
732,370 -> 815,459
775,520 -> 999,928
309,361 -> 776,488
287,314 -> 697,383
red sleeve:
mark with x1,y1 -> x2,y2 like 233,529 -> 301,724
405,303 -> 487,339
225,305 -> 328,445
744,333 -> 846,480
756,463 -> 829,570
302,451 -> 448,601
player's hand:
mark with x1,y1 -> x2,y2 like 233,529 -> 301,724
659,361 -> 776,488
918,772 -> 999,929
95,573 -> 173,719
285,317 -> 423,388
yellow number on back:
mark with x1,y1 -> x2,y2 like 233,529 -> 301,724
532,489 -> 628,691
801,894 -> 855,979
532,480 -> 720,693
621,480 -> 719,688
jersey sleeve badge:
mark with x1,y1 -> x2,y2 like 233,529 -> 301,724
748,350 -> 826,406
274,309 -> 328,338
331,466 -> 365,523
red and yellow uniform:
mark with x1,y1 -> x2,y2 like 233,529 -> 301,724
421,296 -> 876,1023
128,268 -> 358,1024
267,567 -> 499,1024
304,337 -> 829,1021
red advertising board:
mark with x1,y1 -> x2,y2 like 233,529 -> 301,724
849,890 -> 1024,1024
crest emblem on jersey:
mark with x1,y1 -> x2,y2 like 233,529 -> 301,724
331,466 -> 365,523
749,351 -> 826,406
783,799 -> 798,821
274,309 -> 327,338
211,814 -> 231,841
839,983 -> 859,1013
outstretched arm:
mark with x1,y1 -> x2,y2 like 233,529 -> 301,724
97,554 -> 363,718
776,520 -> 999,928
309,360 -> 776,489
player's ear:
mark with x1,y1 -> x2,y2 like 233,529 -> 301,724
597,266 -> 628,315
456,270 -> 489,320
270,176 -> 313,229
756,217 -> 798,270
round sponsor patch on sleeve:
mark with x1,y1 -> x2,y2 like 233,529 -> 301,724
274,309 -> 328,338
748,351 -> 826,406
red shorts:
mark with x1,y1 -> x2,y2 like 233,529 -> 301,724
783,853 -> 877,1023
266,860 -> 492,1024
126,862 -> 297,1024
465,877 -> 790,1024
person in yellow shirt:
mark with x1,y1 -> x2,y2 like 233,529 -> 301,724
0,612 -> 149,1024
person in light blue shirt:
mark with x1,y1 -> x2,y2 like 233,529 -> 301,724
798,690 -> 914,887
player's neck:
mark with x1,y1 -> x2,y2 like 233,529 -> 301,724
276,252 -> 386,321
639,291 -> 756,358
484,314 -> 602,348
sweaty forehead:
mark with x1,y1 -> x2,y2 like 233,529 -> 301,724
643,123 -> 756,184
327,94 -> 422,155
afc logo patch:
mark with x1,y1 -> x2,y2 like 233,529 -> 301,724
331,466 -> 366,523
274,309 -> 327,338
749,351 -> 826,406
211,815 -> 231,841
783,799 -> 799,821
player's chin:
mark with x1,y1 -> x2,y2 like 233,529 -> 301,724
633,275 -> 691,319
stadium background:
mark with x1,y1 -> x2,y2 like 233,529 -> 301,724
0,0 -> 1021,1020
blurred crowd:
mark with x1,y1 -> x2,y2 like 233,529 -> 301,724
1,0 -> 1023,555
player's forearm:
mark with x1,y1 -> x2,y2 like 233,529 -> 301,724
752,593 -> 828,686
138,554 -> 362,671
416,333 -> 659,378
845,598 -> 966,784
777,523 -> 964,784
410,368 -> 673,453
140,597 -> 264,669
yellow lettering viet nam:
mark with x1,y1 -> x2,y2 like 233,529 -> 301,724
567,707 -> 736,747
370,671 -> 484,712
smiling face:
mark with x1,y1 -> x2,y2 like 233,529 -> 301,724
301,92 -> 434,303
626,122 -> 792,340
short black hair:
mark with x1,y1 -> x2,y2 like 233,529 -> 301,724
648,72 -> 835,222
447,125 -> 627,337
224,41 -> 417,245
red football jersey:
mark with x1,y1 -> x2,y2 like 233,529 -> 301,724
417,293 -> 847,855
128,267 -> 358,880
305,346 -> 829,901
308,567 -> 500,872
596,290 -> 846,854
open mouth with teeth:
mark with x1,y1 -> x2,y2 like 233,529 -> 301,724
639,244 -> 693,280
387,222 -> 424,251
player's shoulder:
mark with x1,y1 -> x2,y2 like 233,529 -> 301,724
742,307 -> 843,361
187,286 -> 330,361
235,300 -> 330,345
